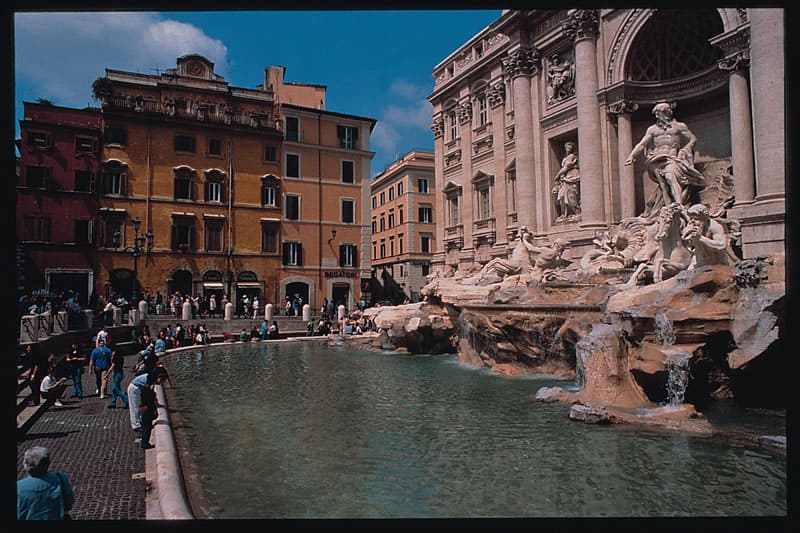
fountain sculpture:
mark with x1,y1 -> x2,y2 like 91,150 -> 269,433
355,102 -> 784,433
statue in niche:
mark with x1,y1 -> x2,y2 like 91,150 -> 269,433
552,141 -> 581,223
625,102 -> 706,221
580,104 -> 739,285
546,54 -> 574,103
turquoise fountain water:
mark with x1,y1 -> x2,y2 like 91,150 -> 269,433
161,341 -> 785,518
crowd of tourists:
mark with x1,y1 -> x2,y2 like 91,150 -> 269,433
19,324 -> 170,445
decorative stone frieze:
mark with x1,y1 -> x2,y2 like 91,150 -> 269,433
487,32 -> 509,51
546,53 -> 575,104
562,9 -> 599,42
455,50 -> 473,69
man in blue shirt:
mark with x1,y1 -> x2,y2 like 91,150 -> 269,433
88,339 -> 112,398
17,446 -> 74,520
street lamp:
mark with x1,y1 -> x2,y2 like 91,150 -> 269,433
113,216 -> 153,302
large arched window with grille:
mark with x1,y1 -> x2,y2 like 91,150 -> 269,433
626,9 -> 723,82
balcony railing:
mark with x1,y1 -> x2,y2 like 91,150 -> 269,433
105,96 -> 276,130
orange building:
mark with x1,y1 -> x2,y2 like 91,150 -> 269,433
370,150 -> 436,303
94,55 -> 375,313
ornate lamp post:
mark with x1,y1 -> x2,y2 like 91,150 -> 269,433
113,216 -> 153,303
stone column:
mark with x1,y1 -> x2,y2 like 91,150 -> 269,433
719,52 -> 755,204
564,9 -> 606,228
608,100 -> 639,219
487,78 -> 508,247
430,113 -> 446,272
457,97 -> 474,260
502,46 -> 540,233
749,8 -> 785,201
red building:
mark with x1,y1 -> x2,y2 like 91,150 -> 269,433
16,102 -> 102,306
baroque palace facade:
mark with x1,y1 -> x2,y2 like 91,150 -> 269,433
427,8 -> 785,273
18,54 -> 376,313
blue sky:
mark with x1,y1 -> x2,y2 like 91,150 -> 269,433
13,9 -> 502,177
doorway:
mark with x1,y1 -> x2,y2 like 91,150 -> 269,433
332,283 -> 350,314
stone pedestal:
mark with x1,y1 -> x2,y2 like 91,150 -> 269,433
38,312 -> 52,340
82,310 -> 94,330
138,299 -> 148,319
265,303 -> 273,322
53,310 -> 68,335
224,302 -> 233,321
113,308 -> 123,326
302,304 -> 311,322
19,315 -> 38,344
182,301 -> 192,321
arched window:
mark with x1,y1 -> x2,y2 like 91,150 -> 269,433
173,166 -> 197,201
204,169 -> 226,203
626,10 -> 723,82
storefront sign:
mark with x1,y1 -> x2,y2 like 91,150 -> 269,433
324,271 -> 357,278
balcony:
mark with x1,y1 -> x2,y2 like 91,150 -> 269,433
105,96 -> 277,131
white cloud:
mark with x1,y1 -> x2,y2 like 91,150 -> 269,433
383,101 -> 433,130
389,79 -> 427,100
369,78 -> 436,174
14,12 -> 228,108
371,121 -> 401,153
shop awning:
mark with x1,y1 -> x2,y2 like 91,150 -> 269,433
236,282 -> 262,288
202,282 -> 224,289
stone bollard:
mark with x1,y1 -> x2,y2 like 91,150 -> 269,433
138,299 -> 148,320
302,304 -> 311,322
265,303 -> 273,322
224,302 -> 233,320
53,310 -> 68,335
83,309 -> 94,330
113,307 -> 123,326
337,304 -> 346,333
19,315 -> 38,344
182,300 -> 192,321
129,309 -> 139,325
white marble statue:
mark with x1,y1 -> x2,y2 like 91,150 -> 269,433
624,102 -> 706,218
552,141 -> 581,223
